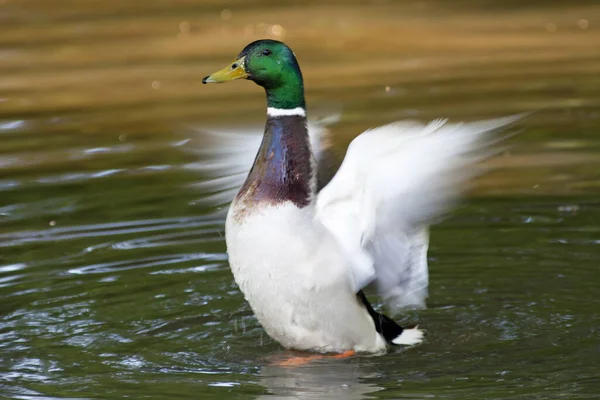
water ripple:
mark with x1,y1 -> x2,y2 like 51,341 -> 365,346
66,253 -> 223,275
0,217 -> 222,247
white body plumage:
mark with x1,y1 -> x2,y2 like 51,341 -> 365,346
226,201 -> 389,353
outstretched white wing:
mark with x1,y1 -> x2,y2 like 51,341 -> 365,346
315,116 -> 522,312
183,115 -> 338,208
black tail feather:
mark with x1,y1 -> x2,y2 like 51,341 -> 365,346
357,290 -> 404,344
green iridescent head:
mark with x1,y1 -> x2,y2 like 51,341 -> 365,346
203,40 -> 305,109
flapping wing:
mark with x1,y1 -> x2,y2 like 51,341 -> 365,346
183,114 -> 339,209
315,116 -> 523,312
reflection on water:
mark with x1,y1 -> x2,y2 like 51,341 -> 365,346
259,361 -> 383,400
1,0 -> 600,399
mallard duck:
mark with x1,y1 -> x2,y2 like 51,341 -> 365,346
201,39 -> 519,354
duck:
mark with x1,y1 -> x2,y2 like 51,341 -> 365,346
201,39 -> 520,355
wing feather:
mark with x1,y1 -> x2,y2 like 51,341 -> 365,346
315,115 -> 524,312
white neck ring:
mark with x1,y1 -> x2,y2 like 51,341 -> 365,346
267,107 -> 306,117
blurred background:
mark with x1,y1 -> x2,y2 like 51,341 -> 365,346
1,1 -> 599,399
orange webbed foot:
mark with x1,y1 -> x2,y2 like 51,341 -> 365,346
271,349 -> 357,367
330,350 -> 356,359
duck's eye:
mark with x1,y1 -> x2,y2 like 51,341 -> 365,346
262,49 -> 271,56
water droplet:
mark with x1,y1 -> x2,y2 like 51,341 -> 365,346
270,24 -> 284,37
221,9 -> 232,20
577,19 -> 589,29
179,21 -> 191,33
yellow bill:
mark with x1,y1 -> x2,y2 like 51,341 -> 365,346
202,57 -> 248,84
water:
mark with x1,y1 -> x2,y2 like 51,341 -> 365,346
1,1 -> 600,399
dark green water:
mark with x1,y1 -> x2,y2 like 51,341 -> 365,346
2,1 -> 600,399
